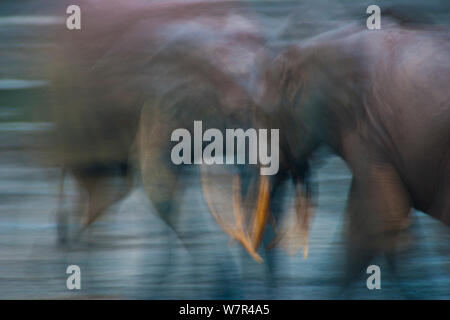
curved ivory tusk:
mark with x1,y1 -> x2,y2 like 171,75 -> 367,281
249,175 -> 271,251
278,184 -> 314,258
200,166 -> 263,262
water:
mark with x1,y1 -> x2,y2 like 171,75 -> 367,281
0,80 -> 48,90
0,126 -> 448,299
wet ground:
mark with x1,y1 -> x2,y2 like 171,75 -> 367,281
0,0 -> 449,300
0,125 -> 448,299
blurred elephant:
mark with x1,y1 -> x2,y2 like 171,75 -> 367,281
46,0 -> 269,244
46,0 -> 288,297
257,17 -> 449,282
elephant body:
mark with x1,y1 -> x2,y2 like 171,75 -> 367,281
260,19 -> 449,276
48,0 -> 266,237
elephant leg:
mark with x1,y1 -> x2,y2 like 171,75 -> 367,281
343,162 -> 412,288
139,157 -> 182,296
138,101 -> 183,235
56,165 -> 89,245
265,173 -> 289,249
137,102 -> 186,296
139,150 -> 182,236
55,172 -> 87,246
261,174 -> 289,291
71,162 -> 134,235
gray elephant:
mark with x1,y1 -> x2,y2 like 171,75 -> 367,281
256,16 -> 449,282
45,0 -> 277,297
47,0 -> 268,243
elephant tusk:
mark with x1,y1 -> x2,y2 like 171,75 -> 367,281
274,184 -> 314,259
249,175 -> 270,251
232,174 -> 263,262
296,186 -> 314,259
200,167 -> 262,262
230,229 -> 263,263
